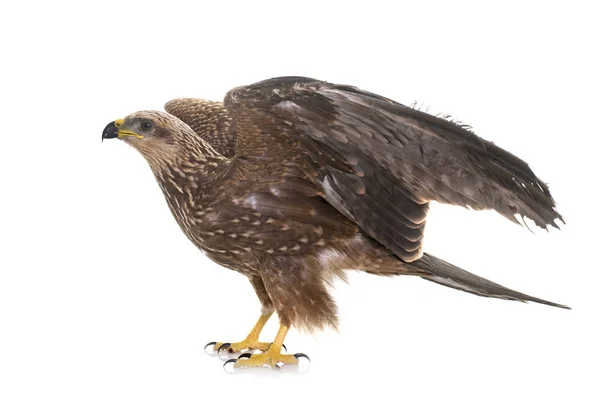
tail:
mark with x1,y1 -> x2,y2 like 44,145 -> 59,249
413,253 -> 569,309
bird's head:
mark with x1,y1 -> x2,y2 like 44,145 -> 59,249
102,110 -> 187,144
102,111 -> 205,167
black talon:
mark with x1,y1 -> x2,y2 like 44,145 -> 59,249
238,353 -> 253,359
293,353 -> 310,362
218,343 -> 231,352
223,358 -> 237,370
204,341 -> 217,351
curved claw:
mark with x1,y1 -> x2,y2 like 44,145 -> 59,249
204,341 -> 217,351
282,343 -> 287,352
238,353 -> 253,360
223,358 -> 237,371
293,353 -> 310,362
218,343 -> 232,352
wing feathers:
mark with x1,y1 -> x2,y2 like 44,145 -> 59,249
224,76 -> 563,263
335,88 -> 563,228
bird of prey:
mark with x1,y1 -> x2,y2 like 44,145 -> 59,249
102,76 -> 567,369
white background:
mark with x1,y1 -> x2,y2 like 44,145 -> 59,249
1,1 -> 598,399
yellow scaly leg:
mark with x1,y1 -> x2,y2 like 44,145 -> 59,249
206,312 -> 277,353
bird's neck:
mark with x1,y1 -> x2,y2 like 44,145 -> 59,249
139,130 -> 231,201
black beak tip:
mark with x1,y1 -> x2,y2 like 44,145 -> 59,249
102,121 -> 118,142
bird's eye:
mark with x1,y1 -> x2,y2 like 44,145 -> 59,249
140,121 -> 153,132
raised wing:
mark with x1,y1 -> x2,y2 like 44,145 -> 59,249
165,98 -> 237,158
224,76 -> 562,262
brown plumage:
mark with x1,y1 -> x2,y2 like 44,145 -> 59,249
103,76 -> 567,366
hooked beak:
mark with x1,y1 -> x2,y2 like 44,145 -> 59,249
102,119 -> 144,142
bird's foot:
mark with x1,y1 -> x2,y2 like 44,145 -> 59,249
224,346 -> 309,369
205,339 -> 282,354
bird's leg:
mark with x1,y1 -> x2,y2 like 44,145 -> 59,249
227,324 -> 307,368
207,312 -> 276,353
